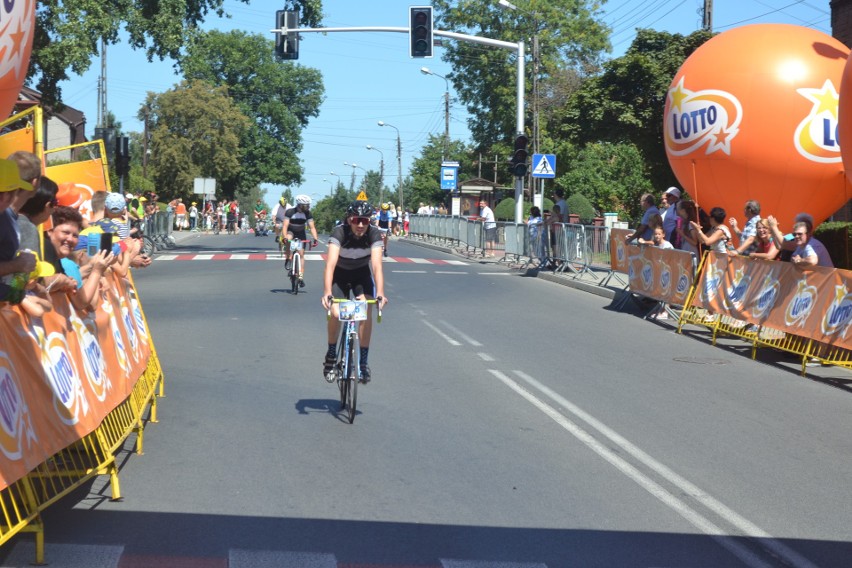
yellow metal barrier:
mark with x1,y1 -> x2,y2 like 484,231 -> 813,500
0,350 -> 165,563
677,251 -> 852,375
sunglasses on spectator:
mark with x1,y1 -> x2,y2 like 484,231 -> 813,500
350,217 -> 370,226
793,232 -> 807,236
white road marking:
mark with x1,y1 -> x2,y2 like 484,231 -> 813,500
230,549 -> 337,567
423,320 -> 461,346
411,257 -> 432,264
440,320 -> 483,346
435,271 -> 469,275
442,560 -> 546,568
477,352 -> 495,361
489,369 -> 788,568
511,370 -> 818,568
392,270 -> 427,274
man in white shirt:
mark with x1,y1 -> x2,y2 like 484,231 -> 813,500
660,187 -> 680,242
480,199 -> 497,257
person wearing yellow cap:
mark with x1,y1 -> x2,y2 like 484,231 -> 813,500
0,159 -> 36,303
189,201 -> 198,230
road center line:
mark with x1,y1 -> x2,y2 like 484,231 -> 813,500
489,369 -> 797,568
439,320 -> 483,347
422,320 -> 461,346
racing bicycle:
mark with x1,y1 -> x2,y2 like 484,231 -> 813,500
325,294 -> 382,424
288,239 -> 313,295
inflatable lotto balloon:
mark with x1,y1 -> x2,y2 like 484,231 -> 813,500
0,0 -> 34,119
664,24 -> 851,228
837,46 -> 852,190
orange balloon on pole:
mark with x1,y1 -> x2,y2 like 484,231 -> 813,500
664,24 -> 851,228
0,0 -> 35,120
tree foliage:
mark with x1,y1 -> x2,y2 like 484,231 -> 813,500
407,135 -> 477,210
552,29 -> 713,191
555,141 -> 654,222
178,30 -> 324,192
146,80 -> 250,201
29,0 -> 324,107
432,0 -> 609,151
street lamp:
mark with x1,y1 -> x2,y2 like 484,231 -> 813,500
329,171 -> 341,191
366,145 -> 385,204
420,67 -> 450,160
343,161 -> 367,193
378,121 -> 404,213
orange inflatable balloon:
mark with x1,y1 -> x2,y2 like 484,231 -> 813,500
0,0 -> 35,120
665,24 -> 851,229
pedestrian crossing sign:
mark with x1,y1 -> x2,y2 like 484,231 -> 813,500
355,191 -> 368,201
531,153 -> 556,178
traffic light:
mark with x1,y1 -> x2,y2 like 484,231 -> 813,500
508,134 -> 529,178
409,6 -> 433,58
275,9 -> 299,60
115,136 -> 130,177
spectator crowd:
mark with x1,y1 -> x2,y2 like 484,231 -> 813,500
1,153 -> 154,318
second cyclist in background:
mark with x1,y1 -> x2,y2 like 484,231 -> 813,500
377,202 -> 391,257
282,194 -> 319,286
272,196 -> 290,245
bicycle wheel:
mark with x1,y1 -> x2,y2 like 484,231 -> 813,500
142,237 -> 156,258
345,333 -> 358,423
291,252 -> 301,295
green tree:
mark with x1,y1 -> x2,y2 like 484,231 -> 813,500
408,135 -> 476,210
432,0 -> 609,151
312,183 -> 353,233
553,28 -> 713,190
146,80 -> 250,201
555,141 -> 653,221
30,1 -> 324,107
178,30 -> 324,192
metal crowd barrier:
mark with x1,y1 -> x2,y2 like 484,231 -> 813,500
408,215 -> 616,279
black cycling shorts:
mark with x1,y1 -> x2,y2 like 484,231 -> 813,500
332,265 -> 375,299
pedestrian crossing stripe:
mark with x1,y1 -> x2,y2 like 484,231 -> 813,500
153,253 -> 468,265
531,154 -> 556,178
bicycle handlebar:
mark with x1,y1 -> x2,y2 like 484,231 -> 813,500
326,295 -> 383,322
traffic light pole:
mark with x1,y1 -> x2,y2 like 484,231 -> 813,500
275,25 -> 527,222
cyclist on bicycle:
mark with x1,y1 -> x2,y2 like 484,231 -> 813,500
321,200 -> 388,383
377,202 -> 391,257
253,199 -> 268,236
272,196 -> 289,242
282,194 -> 319,285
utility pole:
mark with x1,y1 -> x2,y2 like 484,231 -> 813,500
142,106 -> 149,179
702,0 -> 713,32
532,34 -> 540,205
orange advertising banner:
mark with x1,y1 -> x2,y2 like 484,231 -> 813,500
609,230 -> 697,306
0,274 -> 150,491
692,253 -> 852,349
0,125 -> 36,157
609,228 -> 633,273
45,158 -> 109,221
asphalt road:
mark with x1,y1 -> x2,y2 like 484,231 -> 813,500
3,231 -> 852,568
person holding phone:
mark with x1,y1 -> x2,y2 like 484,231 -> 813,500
48,206 -> 116,310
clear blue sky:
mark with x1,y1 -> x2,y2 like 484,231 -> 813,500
54,0 -> 832,207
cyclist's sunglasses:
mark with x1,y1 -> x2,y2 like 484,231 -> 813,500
350,217 -> 371,226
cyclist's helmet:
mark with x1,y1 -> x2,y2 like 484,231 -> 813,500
295,194 -> 311,207
381,203 -> 390,211
279,196 -> 287,206
347,200 -> 374,218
